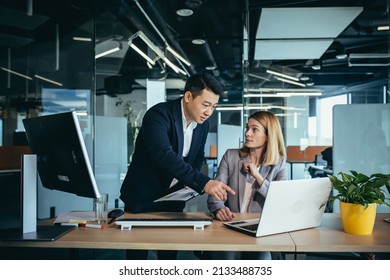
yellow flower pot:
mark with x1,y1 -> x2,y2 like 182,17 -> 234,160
340,201 -> 376,235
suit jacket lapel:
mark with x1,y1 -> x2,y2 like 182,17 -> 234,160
173,99 -> 184,156
237,156 -> 248,211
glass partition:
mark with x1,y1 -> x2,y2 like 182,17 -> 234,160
0,1 -> 389,214
241,2 -> 389,179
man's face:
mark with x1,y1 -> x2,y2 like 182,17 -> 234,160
183,89 -> 219,124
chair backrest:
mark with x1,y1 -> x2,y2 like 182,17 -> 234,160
0,146 -> 32,170
315,154 -> 327,166
286,145 -> 328,162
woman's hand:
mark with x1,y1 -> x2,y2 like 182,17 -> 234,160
243,161 -> 264,185
215,207 -> 236,221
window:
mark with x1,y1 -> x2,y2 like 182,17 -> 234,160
318,94 -> 348,145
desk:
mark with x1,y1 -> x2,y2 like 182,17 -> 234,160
290,213 -> 390,258
1,212 -> 389,259
0,212 -> 295,253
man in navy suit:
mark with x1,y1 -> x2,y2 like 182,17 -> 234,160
120,73 -> 235,259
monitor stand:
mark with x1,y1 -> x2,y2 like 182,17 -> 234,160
0,155 -> 74,241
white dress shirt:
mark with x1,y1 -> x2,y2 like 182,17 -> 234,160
169,99 -> 197,187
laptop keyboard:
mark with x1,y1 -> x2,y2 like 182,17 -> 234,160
241,224 -> 259,231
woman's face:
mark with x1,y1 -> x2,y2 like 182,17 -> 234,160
244,118 -> 267,149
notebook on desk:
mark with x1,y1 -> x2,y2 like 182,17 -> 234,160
115,212 -> 212,230
223,177 -> 332,237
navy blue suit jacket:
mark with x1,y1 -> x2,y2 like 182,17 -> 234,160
120,98 -> 210,213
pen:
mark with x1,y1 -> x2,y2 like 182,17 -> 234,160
79,223 -> 104,229
55,222 -> 79,227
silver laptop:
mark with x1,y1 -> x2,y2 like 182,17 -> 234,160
223,177 -> 332,237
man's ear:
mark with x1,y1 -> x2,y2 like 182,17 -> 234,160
183,91 -> 192,103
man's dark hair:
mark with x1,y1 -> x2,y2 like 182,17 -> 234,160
184,73 -> 223,97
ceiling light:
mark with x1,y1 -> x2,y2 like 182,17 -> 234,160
73,36 -> 92,42
130,43 -> 156,65
377,25 -> 389,31
1,67 -> 32,80
129,31 -> 188,76
176,9 -> 193,16
213,104 -> 272,111
244,91 -> 321,98
216,106 -> 243,111
272,105 -> 305,111
166,45 -> 191,66
334,41 -> 348,59
305,81 -> 315,87
95,44 -> 122,59
205,65 -> 216,70
245,88 -> 319,93
249,73 -> 270,81
276,92 -> 322,97
244,93 -> 282,98
134,31 -> 164,56
245,105 -> 272,110
131,1 -> 190,76
34,74 -> 63,86
336,53 -> 348,59
192,39 -> 206,45
348,53 -> 390,66
128,31 -> 163,65
311,59 -> 321,70
275,77 -> 306,87
245,88 -> 322,96
162,57 -> 187,75
266,69 -> 300,81
146,61 -> 153,69
299,76 -> 309,81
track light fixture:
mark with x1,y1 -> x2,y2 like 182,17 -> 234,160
266,69 -> 300,81
1,67 -> 32,80
95,42 -> 123,59
128,31 -> 188,76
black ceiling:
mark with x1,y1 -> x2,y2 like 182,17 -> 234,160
0,0 -> 388,104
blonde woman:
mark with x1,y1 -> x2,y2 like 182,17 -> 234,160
207,111 -> 287,260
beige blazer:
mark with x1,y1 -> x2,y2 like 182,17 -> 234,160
207,149 -> 287,214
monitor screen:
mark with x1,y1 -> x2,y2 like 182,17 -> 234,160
22,111 -> 100,199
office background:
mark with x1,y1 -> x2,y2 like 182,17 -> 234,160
0,1 -> 389,223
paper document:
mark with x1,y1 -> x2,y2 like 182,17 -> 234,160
54,211 -> 96,223
154,187 -> 199,202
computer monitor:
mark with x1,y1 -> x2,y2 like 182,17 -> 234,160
22,111 -> 100,199
0,111 -> 100,241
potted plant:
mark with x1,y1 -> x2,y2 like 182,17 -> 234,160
328,171 -> 390,235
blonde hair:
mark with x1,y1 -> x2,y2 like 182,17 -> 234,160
239,111 -> 286,165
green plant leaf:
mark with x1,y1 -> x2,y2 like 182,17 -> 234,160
327,171 -> 390,207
